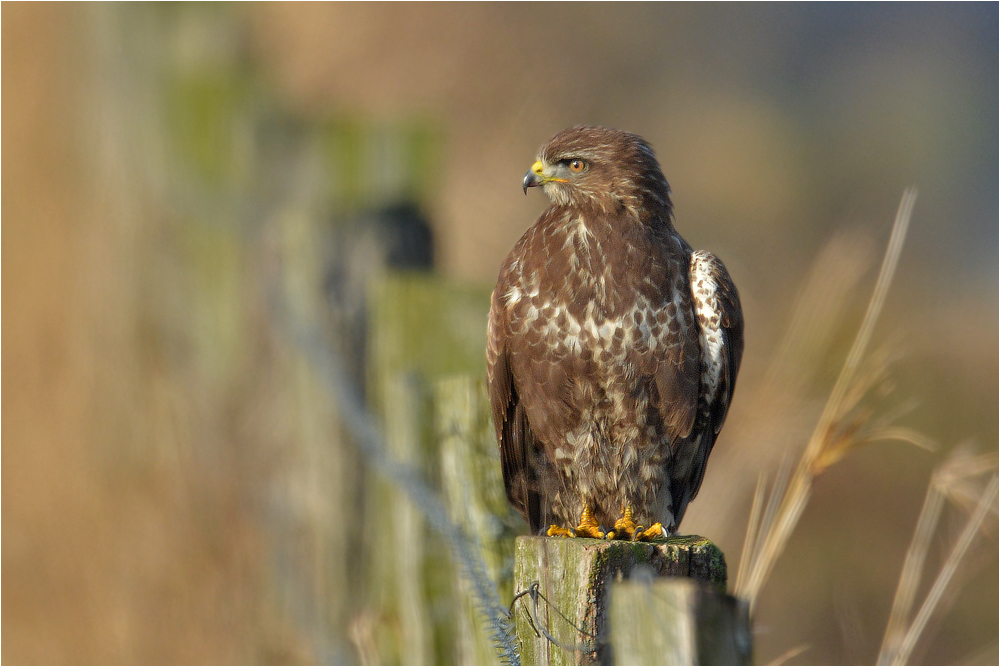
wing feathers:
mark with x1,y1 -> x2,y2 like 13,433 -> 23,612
488,286 -> 547,532
666,250 -> 744,529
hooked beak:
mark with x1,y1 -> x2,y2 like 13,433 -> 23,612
522,160 -> 546,194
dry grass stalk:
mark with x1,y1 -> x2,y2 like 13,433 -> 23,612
735,188 -> 920,610
735,472 -> 767,595
877,449 -> 998,665
768,644 -> 810,666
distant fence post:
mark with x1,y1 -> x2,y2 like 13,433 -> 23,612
512,536 -> 751,665
434,375 -> 518,665
363,273 -> 505,664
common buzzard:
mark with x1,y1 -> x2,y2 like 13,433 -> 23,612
487,126 -> 743,539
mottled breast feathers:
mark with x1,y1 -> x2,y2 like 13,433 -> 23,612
487,126 -> 743,536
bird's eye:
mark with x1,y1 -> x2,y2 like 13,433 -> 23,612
568,159 -> 586,173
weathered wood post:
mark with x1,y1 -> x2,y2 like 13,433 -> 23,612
365,273 -> 497,664
435,376 -> 518,665
513,536 -> 751,665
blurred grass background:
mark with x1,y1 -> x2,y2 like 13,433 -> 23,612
3,3 -> 997,664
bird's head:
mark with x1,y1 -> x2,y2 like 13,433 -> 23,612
523,126 -> 673,218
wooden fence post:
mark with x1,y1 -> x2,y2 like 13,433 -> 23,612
513,536 -> 750,665
364,274 -> 499,664
434,375 -> 518,665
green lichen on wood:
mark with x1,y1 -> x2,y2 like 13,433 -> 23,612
365,274 -> 492,664
368,272 -> 492,415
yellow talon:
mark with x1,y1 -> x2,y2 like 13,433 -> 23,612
574,504 -> 606,539
609,507 -> 666,541
548,504 -> 607,539
636,522 -> 666,542
613,506 -> 640,540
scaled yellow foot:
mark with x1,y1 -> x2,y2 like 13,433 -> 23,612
610,506 -> 639,540
574,504 -> 606,538
547,504 -> 606,539
608,506 -> 667,541
635,522 -> 666,542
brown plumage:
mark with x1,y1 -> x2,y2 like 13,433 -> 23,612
487,126 -> 743,537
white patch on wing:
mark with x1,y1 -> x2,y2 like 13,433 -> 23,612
690,250 -> 725,404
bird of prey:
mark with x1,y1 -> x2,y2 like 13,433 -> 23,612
486,126 -> 743,540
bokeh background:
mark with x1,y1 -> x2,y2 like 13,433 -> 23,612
3,3 -> 997,664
